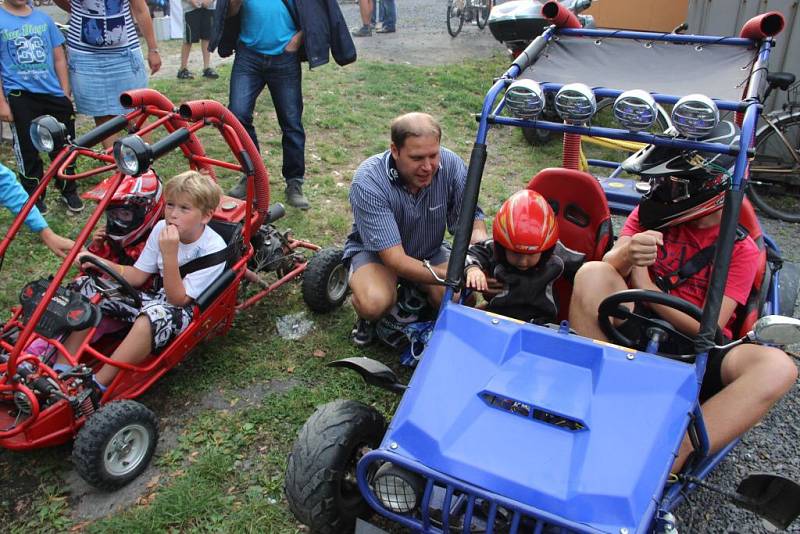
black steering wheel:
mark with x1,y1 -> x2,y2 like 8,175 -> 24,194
79,255 -> 142,308
597,289 -> 724,360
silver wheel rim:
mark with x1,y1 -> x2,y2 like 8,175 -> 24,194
327,264 -> 348,302
103,423 -> 151,477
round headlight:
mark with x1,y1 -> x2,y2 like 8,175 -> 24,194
113,135 -> 151,176
613,90 -> 658,131
29,115 -> 67,153
671,94 -> 719,138
504,79 -> 545,120
555,83 -> 597,125
372,463 -> 424,514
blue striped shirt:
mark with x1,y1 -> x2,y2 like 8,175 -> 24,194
65,0 -> 140,54
343,148 -> 484,261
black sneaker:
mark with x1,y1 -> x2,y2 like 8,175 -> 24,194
177,68 -> 194,79
285,182 -> 310,210
352,25 -> 372,37
61,191 -> 85,213
228,174 -> 248,199
202,68 -> 219,79
351,319 -> 375,347
376,27 -> 396,33
35,198 -> 48,215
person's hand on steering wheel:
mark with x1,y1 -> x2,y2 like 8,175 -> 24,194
78,254 -> 143,308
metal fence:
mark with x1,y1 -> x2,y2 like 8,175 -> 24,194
687,0 -> 800,112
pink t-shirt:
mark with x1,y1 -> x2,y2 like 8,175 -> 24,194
622,207 -> 759,338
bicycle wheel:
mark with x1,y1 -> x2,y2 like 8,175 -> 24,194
476,0 -> 492,29
447,0 -> 465,37
747,113 -> 800,223
580,98 -> 671,173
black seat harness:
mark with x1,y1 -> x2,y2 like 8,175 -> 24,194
654,225 -> 749,293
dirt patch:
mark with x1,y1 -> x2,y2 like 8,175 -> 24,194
65,378 -> 298,522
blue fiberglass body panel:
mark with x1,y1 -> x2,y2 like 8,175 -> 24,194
382,303 -> 699,532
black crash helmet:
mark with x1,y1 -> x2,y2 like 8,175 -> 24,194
622,120 -> 740,230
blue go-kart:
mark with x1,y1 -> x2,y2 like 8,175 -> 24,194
284,3 -> 800,533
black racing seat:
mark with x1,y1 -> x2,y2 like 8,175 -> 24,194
195,219 -> 244,311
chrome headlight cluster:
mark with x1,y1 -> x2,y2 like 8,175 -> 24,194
29,115 -> 68,153
671,94 -> 719,138
613,90 -> 658,131
372,463 -> 425,514
555,83 -> 596,125
504,79 -> 545,120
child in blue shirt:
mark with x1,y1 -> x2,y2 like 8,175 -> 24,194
0,161 -> 73,257
0,0 -> 83,215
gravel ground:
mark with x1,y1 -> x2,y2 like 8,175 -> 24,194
33,1 -> 800,532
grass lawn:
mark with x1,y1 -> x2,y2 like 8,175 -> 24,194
0,45 -> 564,533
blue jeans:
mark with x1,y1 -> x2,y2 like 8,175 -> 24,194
370,0 -> 397,30
229,45 -> 305,185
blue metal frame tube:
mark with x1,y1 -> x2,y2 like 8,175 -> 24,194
490,116 -> 743,156
441,75 -> 509,307
558,27 -> 755,46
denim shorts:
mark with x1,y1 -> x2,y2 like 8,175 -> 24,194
68,48 -> 148,116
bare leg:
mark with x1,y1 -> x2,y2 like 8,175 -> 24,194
180,41 -> 192,71
350,262 -> 397,321
672,344 -> 797,471
569,261 -> 629,340
92,115 -> 120,150
200,39 -> 211,70
58,329 -> 92,365
94,315 -> 153,386
359,0 -> 374,26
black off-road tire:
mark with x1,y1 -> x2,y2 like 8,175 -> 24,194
302,247 -> 348,313
522,126 -> 553,146
285,400 -> 386,534
72,400 -> 158,490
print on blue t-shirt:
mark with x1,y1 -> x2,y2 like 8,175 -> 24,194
0,8 -> 65,97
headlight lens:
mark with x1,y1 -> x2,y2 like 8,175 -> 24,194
504,79 -> 545,120
613,90 -> 658,131
671,94 -> 719,138
555,83 -> 596,125
113,135 -> 151,176
372,463 -> 424,514
29,115 -> 67,153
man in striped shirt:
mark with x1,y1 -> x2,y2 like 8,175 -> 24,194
343,112 -> 487,346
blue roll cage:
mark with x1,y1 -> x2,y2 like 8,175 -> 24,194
432,24 -> 777,517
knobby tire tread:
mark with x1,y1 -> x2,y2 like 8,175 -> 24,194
302,247 -> 346,313
72,400 -> 158,491
285,400 -> 386,534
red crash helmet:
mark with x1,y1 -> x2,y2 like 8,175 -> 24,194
82,170 -> 164,248
493,189 -> 558,253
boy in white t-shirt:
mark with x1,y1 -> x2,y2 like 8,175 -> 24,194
57,171 -> 225,390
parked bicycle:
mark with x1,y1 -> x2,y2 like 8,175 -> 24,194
748,72 -> 800,223
447,0 -> 492,38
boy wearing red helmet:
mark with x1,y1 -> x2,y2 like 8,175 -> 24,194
82,171 -> 164,266
569,122 -> 796,472
465,189 -> 583,323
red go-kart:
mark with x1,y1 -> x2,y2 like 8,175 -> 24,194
0,89 -> 347,489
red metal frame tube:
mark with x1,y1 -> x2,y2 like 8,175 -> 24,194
542,1 -> 582,29
739,11 -> 784,40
